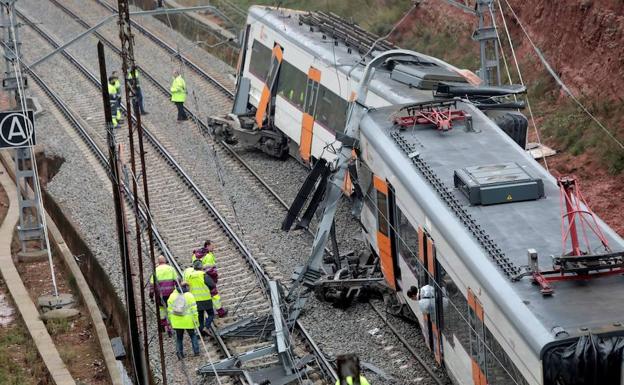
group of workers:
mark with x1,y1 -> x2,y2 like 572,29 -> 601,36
107,67 -> 188,129
149,240 -> 228,359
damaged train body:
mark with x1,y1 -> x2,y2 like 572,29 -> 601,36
212,5 -> 624,385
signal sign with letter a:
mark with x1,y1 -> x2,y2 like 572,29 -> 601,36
0,110 -> 35,149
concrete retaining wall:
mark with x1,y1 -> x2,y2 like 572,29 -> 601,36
0,152 -> 125,385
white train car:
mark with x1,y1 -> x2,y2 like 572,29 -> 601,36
220,6 -> 624,385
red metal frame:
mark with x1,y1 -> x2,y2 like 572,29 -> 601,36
394,107 -> 468,131
531,176 -> 621,295
558,176 -> 610,256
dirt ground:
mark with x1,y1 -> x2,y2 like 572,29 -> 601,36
11,233 -> 112,385
0,183 -> 50,385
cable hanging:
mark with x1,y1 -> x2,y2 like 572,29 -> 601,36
500,0 -> 624,151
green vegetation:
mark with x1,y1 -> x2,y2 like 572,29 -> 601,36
0,323 -> 47,385
184,0 -> 624,173
46,318 -> 71,336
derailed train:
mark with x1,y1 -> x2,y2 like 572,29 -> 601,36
213,5 -> 624,385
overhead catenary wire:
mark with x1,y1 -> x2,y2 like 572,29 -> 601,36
499,0 -> 624,152
493,0 -> 549,172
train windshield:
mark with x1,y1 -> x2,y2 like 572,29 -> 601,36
542,334 -> 624,385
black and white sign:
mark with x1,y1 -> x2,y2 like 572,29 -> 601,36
0,110 -> 35,149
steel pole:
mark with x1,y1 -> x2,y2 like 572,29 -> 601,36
98,41 -> 145,385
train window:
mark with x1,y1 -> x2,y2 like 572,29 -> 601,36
315,85 -> 348,133
439,265 -> 470,351
304,77 -> 320,116
277,61 -> 306,110
484,327 -> 529,385
249,40 -> 272,81
469,293 -> 487,383
396,207 -> 421,277
358,162 -> 374,211
376,189 -> 389,236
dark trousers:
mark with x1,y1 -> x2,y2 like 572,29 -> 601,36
175,329 -> 199,356
175,102 -> 187,120
133,88 -> 146,114
198,307 -> 214,331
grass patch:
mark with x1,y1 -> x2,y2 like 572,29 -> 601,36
59,347 -> 78,367
46,318 -> 71,336
0,323 -> 47,385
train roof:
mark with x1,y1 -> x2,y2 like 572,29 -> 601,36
247,6 -> 471,104
360,102 -> 624,352
249,5 -> 624,351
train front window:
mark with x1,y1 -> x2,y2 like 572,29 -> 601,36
249,40 -> 272,81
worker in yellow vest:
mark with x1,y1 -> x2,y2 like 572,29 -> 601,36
167,281 -> 199,358
170,69 -> 188,121
149,255 -> 178,336
335,376 -> 370,385
192,240 -> 228,318
184,260 -> 215,336
127,67 -> 147,115
107,76 -> 121,129
336,354 -> 371,385
111,71 -> 123,118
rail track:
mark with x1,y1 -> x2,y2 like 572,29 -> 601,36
16,5 -> 334,385
16,0 -> 451,383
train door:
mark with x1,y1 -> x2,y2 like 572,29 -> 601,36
299,67 -> 320,163
418,227 -> 444,365
255,43 -> 283,128
373,176 -> 396,289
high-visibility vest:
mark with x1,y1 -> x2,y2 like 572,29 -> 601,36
185,270 -> 211,302
108,82 -> 120,126
150,264 -> 177,297
167,291 -> 198,329
170,75 -> 186,102
108,83 -> 118,103
127,69 -> 140,88
192,251 -> 216,267
335,376 -> 370,385
113,79 -> 121,96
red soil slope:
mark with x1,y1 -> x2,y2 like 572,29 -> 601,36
395,0 -> 624,236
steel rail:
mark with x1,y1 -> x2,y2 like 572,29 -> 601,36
369,303 -> 446,385
14,6 -> 237,373
76,3 -> 344,379
23,3 -> 336,383
92,0 -> 234,99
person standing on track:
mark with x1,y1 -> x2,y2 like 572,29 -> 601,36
167,281 -> 199,359
149,255 -> 178,337
170,69 -> 188,121
107,76 -> 121,129
192,240 -> 228,318
127,67 -> 147,115
184,260 -> 215,336
111,70 -> 123,118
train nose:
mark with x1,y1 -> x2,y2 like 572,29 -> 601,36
542,332 -> 624,385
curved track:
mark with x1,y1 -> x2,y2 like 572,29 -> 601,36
53,1 -> 452,384
15,5 -> 334,385
17,0 -> 452,383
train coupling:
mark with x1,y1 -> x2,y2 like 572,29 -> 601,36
207,112 -> 258,144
